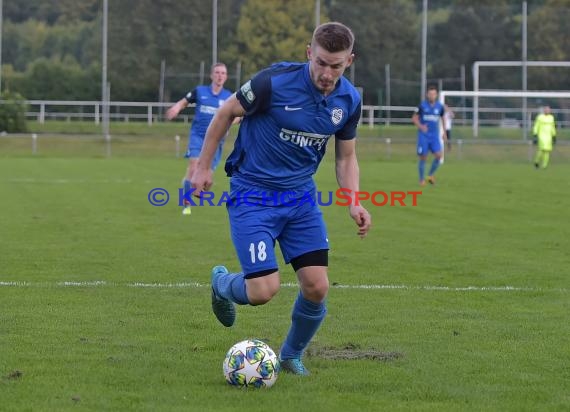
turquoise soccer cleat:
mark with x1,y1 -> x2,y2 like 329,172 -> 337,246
210,265 -> 236,327
279,357 -> 310,376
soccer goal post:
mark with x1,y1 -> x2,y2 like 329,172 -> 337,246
440,90 -> 570,138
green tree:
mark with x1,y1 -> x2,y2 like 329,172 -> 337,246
526,0 -> 570,118
4,0 -> 570,105
4,0 -> 100,25
527,0 -> 570,91
107,0 -> 221,101
0,91 -> 28,133
328,0 -> 419,105
6,57 -> 99,100
229,0 -> 318,79
429,1 -> 522,90
2,0 -> 226,101
3,19 -> 99,72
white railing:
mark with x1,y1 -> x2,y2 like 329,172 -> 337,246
14,100 -> 175,126
1,99 -> 569,129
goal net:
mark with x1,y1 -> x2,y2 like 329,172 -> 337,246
439,90 -> 570,140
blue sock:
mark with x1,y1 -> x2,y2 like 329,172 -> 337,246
183,179 -> 192,201
280,292 -> 326,360
429,157 -> 440,176
213,272 -> 250,305
418,159 -> 426,181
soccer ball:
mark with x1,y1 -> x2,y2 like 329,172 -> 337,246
223,339 -> 280,388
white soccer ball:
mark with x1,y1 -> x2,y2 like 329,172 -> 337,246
223,339 -> 280,388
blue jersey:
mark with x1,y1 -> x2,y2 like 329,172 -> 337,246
185,85 -> 232,138
415,100 -> 444,140
226,62 -> 361,192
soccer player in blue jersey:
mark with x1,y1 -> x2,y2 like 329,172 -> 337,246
191,22 -> 372,375
412,85 -> 447,186
166,63 -> 233,215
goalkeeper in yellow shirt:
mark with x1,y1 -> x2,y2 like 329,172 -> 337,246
533,106 -> 557,169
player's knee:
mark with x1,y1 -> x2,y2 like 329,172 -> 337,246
301,276 -> 329,302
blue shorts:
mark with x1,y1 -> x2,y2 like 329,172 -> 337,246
227,181 -> 329,277
185,133 -> 225,170
417,134 -> 442,156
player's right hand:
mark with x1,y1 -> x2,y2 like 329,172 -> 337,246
191,167 -> 213,196
420,124 -> 428,133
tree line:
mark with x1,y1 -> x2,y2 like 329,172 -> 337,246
2,0 -> 569,106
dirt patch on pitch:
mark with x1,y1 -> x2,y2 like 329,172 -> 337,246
4,370 -> 23,380
306,342 -> 404,361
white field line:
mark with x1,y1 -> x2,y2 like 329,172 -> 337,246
57,280 -> 108,286
0,280 -> 567,293
129,282 -> 206,288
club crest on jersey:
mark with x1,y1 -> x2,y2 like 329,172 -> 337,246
331,108 -> 343,125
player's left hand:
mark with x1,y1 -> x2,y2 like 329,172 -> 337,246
349,205 -> 372,238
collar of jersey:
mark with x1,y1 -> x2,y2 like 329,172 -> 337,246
423,100 -> 439,108
209,84 -> 225,97
303,63 -> 343,105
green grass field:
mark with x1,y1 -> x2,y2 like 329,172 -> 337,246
1,136 -> 569,411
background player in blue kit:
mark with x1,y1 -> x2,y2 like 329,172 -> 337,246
412,85 -> 448,186
191,22 -> 372,375
166,63 -> 233,215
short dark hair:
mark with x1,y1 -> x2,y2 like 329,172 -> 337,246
311,22 -> 355,53
427,85 -> 438,92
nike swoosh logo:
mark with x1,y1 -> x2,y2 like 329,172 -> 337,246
285,106 -> 302,111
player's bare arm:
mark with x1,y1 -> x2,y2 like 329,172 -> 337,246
440,116 -> 448,142
335,138 -> 372,238
412,113 -> 428,133
192,94 -> 246,193
166,98 -> 189,120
